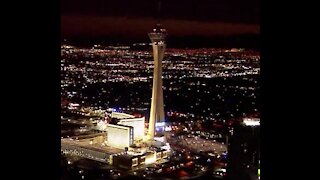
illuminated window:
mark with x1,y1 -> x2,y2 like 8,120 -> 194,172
132,158 -> 138,166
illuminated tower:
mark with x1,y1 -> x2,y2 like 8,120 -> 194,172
147,24 -> 167,140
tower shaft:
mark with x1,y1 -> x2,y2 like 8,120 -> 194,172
146,24 -> 167,141
147,43 -> 166,139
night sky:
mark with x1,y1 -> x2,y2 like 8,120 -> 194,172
61,0 -> 260,47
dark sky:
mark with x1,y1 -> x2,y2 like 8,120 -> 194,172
61,0 -> 260,47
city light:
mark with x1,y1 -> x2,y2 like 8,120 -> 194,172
61,19 -> 259,180
243,118 -> 260,126
156,122 -> 165,127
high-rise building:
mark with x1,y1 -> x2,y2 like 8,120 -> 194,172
147,24 -> 167,140
226,118 -> 260,180
106,124 -> 134,149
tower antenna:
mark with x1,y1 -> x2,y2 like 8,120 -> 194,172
157,0 -> 162,22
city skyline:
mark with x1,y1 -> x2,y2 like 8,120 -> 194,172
61,1 -> 260,180
61,43 -> 260,179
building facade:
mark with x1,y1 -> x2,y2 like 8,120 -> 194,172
106,124 -> 134,149
226,119 -> 260,180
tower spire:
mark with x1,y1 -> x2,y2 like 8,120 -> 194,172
156,0 -> 162,22
158,0 -> 161,15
